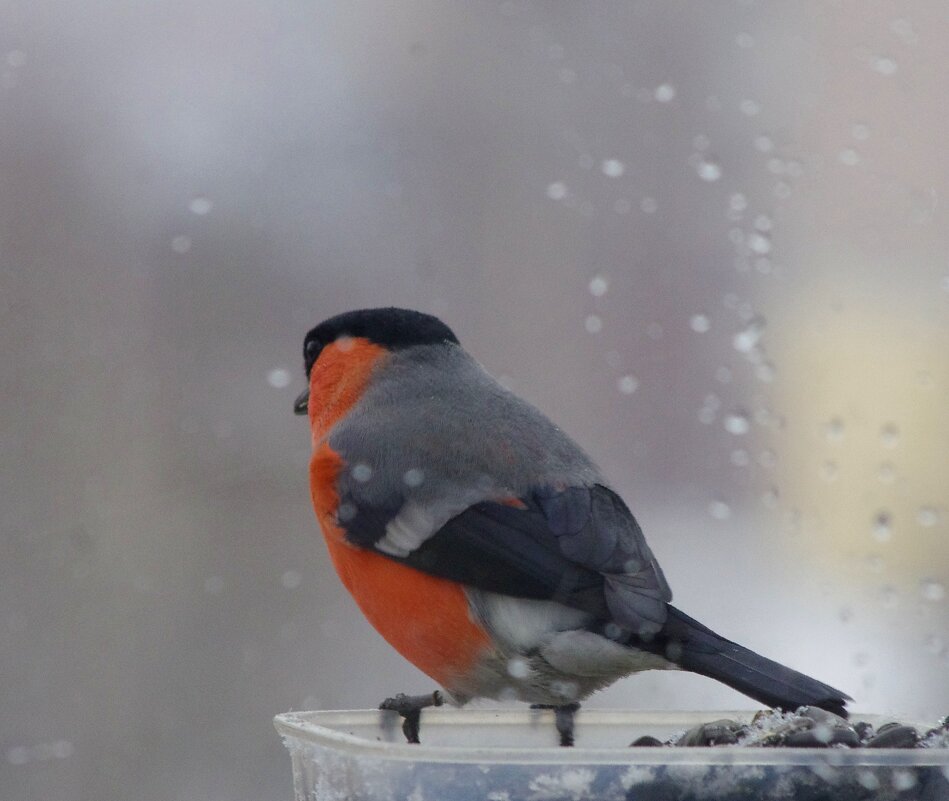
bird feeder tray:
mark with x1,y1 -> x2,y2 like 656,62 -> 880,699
275,708 -> 948,801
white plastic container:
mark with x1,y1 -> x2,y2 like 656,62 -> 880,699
274,708 -> 949,801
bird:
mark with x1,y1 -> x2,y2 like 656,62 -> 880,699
294,307 -> 850,746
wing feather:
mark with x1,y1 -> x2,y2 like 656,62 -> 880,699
336,476 -> 672,635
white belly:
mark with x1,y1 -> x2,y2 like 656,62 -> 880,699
448,590 -> 676,705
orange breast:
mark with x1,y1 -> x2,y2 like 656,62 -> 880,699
307,341 -> 491,688
307,337 -> 389,440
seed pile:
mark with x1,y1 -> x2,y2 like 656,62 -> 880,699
630,707 -> 949,749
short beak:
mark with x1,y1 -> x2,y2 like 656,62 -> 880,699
293,388 -> 309,416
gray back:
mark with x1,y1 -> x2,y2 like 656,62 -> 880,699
329,343 -> 602,515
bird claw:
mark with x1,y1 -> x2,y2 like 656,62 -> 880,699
531,702 -> 581,747
379,691 -> 444,744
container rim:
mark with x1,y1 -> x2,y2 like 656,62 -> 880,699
273,708 -> 949,767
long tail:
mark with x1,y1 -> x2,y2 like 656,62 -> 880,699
644,606 -> 851,717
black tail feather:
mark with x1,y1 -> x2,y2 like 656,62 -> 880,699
639,606 -> 851,718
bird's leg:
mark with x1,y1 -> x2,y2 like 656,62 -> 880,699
379,691 -> 443,744
554,702 -> 581,747
531,702 -> 581,747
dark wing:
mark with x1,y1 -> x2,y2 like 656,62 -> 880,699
339,476 -> 852,715
339,483 -> 672,635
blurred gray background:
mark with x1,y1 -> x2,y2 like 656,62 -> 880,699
2,1 -> 947,799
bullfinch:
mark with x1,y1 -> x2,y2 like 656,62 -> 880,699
294,307 -> 850,746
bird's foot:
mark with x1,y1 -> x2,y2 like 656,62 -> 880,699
531,702 -> 581,747
379,691 -> 444,744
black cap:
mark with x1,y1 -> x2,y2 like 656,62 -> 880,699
294,308 -> 459,415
